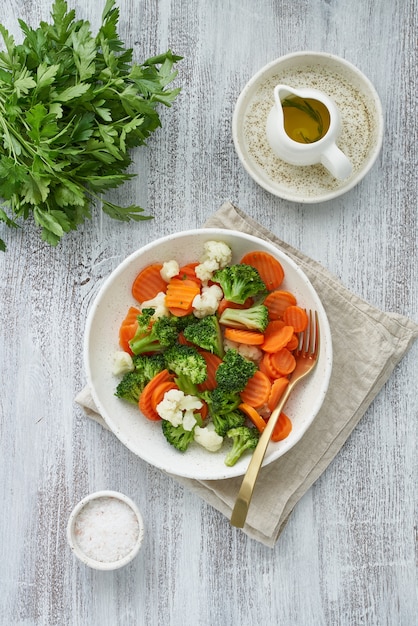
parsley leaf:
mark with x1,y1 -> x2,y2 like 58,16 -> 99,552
0,0 -> 182,251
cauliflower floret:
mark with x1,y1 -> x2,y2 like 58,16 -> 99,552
195,241 -> 232,282
156,389 -> 185,426
194,422 -> 224,452
156,388 -> 202,431
182,409 -> 198,432
192,284 -> 223,318
223,338 -> 263,362
141,291 -> 169,319
112,351 -> 134,376
237,343 -> 263,362
180,394 -> 203,412
194,258 -> 219,282
160,259 -> 180,282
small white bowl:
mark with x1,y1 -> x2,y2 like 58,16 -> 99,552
232,51 -> 384,203
67,491 -> 144,570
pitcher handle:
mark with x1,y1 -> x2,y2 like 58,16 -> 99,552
320,144 -> 353,180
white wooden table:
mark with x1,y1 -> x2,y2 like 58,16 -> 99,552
1,1 -> 417,624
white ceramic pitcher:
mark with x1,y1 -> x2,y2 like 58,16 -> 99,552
266,84 -> 353,180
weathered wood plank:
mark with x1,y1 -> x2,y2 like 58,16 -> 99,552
0,0 -> 416,624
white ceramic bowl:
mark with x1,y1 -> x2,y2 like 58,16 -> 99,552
232,51 -> 384,203
67,491 -> 144,570
84,229 -> 333,480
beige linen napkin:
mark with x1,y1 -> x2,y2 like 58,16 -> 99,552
76,201 -> 418,547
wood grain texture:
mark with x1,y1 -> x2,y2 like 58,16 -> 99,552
0,0 -> 417,624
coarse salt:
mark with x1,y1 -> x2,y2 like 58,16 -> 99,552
74,496 -> 140,563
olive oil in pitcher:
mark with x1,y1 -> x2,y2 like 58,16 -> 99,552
281,96 -> 331,143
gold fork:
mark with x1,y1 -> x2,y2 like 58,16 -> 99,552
230,310 -> 320,528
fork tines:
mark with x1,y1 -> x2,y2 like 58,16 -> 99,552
297,310 -> 319,356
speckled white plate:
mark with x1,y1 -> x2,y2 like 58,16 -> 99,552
232,51 -> 384,203
84,229 -> 333,480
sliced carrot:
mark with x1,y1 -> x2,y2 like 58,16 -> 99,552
119,306 -> 140,353
119,325 -> 137,355
151,381 -> 179,411
270,348 -> 296,376
240,370 -> 272,409
177,331 -> 192,345
216,297 -> 253,316
240,250 -> 285,291
165,278 -> 201,313
283,305 -> 308,332
197,399 -> 209,421
238,403 -> 266,433
286,334 -> 299,351
267,376 -> 289,411
197,351 -> 222,392
260,352 -> 282,379
270,412 -> 292,442
263,290 -> 297,320
170,305 -> 193,317
239,403 -> 291,441
132,263 -> 167,303
259,355 -> 274,380
262,323 -> 294,353
139,369 -> 174,421
263,319 -> 285,333
120,305 -> 141,326
168,304 -> 194,317
176,262 -> 202,286
224,327 -> 265,345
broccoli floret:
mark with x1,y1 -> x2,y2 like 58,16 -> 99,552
204,386 -> 242,414
201,387 -> 245,436
212,263 -> 266,304
183,315 -> 224,358
224,426 -> 260,466
132,353 -> 166,378
172,314 -> 200,332
145,314 -> 179,348
114,370 -> 147,404
215,349 -> 257,393
115,353 -> 166,404
217,409 -> 246,436
164,343 -> 207,385
174,372 -> 200,396
161,419 -> 196,452
219,303 -> 269,332
129,311 -> 179,355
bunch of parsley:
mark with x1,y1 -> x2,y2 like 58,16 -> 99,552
0,0 -> 181,251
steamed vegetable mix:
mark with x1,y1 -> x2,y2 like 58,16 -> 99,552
0,0 -> 182,251
114,241 -> 309,466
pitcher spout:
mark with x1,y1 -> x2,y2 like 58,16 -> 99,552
273,84 -> 300,107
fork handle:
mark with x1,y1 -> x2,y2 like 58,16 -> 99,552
230,384 -> 293,528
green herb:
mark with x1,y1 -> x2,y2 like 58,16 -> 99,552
0,0 -> 182,251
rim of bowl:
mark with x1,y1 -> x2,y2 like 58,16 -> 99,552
67,490 -> 144,570
232,50 -> 384,203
